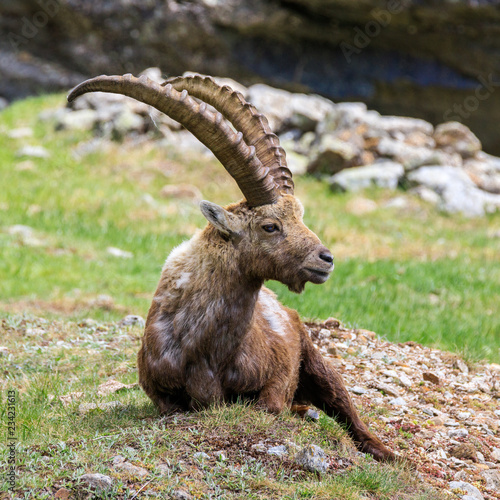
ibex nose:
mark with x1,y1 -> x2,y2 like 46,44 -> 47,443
319,249 -> 334,264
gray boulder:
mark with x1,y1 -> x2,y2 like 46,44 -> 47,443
307,136 -> 360,175
463,152 -> 500,194
329,161 -> 404,192
448,481 -> 484,500
407,166 -> 500,217
246,84 -> 335,133
434,122 -> 482,158
56,109 -> 99,132
365,114 -> 434,139
376,137 -> 461,170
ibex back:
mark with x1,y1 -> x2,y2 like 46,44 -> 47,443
68,73 -> 394,462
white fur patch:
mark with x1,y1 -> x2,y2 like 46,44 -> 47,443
258,290 -> 288,337
165,240 -> 192,265
175,272 -> 192,289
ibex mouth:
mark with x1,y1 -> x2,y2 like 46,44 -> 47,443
305,268 -> 332,283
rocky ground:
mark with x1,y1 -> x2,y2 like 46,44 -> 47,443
306,318 -> 500,500
4,314 -> 498,499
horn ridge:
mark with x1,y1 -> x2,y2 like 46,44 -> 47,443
68,74 -> 278,206
165,74 -> 294,196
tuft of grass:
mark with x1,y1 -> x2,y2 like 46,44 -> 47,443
0,93 -> 499,364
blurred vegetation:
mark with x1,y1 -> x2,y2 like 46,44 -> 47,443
1,94 -> 499,362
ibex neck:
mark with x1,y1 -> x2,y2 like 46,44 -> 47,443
160,231 -> 263,361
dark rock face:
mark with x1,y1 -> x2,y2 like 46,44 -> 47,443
1,0 -> 500,153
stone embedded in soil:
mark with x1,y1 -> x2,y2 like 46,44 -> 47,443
423,372 -> 441,385
54,488 -> 71,500
388,396 -> 407,406
172,489 -> 192,500
370,381 -> 401,397
267,445 -> 288,457
97,379 -> 138,396
119,314 -> 146,327
481,470 -> 500,491
15,145 -> 51,158
351,386 -> 368,395
114,461 -> 149,478
79,473 -> 113,492
449,443 -> 477,461
448,480 -> 484,500
78,401 -> 124,414
448,428 -> 469,439
295,444 -> 329,474
250,443 -> 266,453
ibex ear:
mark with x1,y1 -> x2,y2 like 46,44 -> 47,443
200,200 -> 241,239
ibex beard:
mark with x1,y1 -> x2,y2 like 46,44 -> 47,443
68,73 -> 395,463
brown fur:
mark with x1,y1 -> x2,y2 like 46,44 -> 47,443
138,195 -> 394,462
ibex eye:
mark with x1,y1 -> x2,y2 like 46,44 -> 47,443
262,224 -> 278,233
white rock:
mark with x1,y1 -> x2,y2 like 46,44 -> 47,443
350,386 -> 368,395
388,397 -> 407,406
267,445 -> 288,457
376,137 -> 460,170
407,165 -> 500,217
448,480 -> 484,500
57,109 -> 99,131
119,315 -> 145,327
246,84 -> 335,132
7,224 -> 35,237
15,145 -> 50,158
448,428 -> 469,439
398,374 -> 412,388
329,161 -> 404,192
107,247 -> 133,259
367,114 -> 434,137
491,447 -> 500,462
7,127 -> 33,138
481,469 -> 500,491
410,185 -> 441,205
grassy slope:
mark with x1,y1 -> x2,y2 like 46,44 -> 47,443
0,94 -> 499,364
0,317 -> 447,499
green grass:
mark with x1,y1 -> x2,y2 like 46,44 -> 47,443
0,93 -> 499,366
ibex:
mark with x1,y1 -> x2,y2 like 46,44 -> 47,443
68,74 -> 394,462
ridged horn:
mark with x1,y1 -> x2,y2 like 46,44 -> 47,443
67,74 -> 279,207
164,74 -> 294,196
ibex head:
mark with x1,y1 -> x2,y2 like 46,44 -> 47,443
68,73 -> 334,293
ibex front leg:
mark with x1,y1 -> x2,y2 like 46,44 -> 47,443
296,330 -> 395,462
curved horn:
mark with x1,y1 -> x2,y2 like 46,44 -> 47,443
165,74 -> 294,196
67,74 -> 279,207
